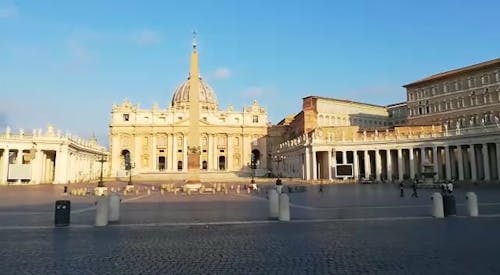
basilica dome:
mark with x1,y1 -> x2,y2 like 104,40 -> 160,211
171,76 -> 218,110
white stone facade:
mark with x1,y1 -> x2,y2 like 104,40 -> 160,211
0,125 -> 108,185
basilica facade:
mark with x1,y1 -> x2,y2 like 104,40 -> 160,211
109,41 -> 269,179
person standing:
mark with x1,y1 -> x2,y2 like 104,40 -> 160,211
411,179 -> 418,198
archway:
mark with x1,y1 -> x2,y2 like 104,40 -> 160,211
202,160 -> 208,170
121,150 -> 131,170
158,156 -> 166,171
177,161 -> 183,171
251,149 -> 261,168
218,156 -> 226,170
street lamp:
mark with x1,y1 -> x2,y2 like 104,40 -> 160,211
127,163 -> 135,186
97,153 -> 106,188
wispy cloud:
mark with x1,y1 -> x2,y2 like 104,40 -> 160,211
0,5 -> 18,19
133,29 -> 161,46
212,67 -> 231,79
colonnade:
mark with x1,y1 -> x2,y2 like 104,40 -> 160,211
278,140 -> 500,183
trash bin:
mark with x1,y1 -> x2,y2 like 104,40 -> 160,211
443,195 -> 456,216
55,200 -> 71,227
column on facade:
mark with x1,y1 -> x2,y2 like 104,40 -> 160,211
397,149 -> 403,181
432,147 -> 439,180
469,144 -> 477,181
482,143 -> 491,181
183,135 -> 188,171
152,134 -> 157,172
167,134 -> 173,171
445,146 -> 452,180
213,134 -> 218,170
387,150 -> 393,181
409,148 -> 415,179
172,134 -> 177,171
303,147 -> 309,180
208,134 -> 213,170
353,150 -> 359,180
375,150 -> 382,181
0,148 -> 9,184
327,149 -> 332,180
457,146 -> 465,181
364,150 -> 371,179
227,135 -> 233,171
312,149 -> 317,180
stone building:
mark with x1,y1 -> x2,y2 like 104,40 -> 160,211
109,39 -> 269,179
405,58 -> 500,128
0,125 -> 108,185
269,60 -> 500,183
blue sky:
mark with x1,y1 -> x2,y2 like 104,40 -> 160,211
1,0 -> 499,146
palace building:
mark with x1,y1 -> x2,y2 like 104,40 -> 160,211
109,37 -> 269,180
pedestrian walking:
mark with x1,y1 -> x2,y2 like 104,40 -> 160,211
447,182 -> 453,194
399,182 -> 404,197
411,179 -> 418,198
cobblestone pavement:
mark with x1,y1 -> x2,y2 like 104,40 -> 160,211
2,182 -> 500,226
1,218 -> 500,274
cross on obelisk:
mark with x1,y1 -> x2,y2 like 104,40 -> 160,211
187,31 -> 201,183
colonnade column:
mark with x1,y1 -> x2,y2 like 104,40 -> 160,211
364,150 -> 371,179
445,146 -> 452,180
387,150 -> 392,181
482,143 -> 491,181
397,149 -> 403,181
497,143 -> 500,181
353,151 -> 359,180
409,149 -> 415,179
312,150 -> 317,180
305,147 -> 311,180
457,146 -> 465,181
327,150 -> 332,180
432,147 -> 439,180
0,149 -> 9,184
375,150 -> 381,181
469,145 -> 477,181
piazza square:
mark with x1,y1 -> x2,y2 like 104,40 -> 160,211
1,1 -> 500,274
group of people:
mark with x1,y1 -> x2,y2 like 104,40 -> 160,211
399,180 -> 454,198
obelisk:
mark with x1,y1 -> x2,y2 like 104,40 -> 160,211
186,32 -> 201,183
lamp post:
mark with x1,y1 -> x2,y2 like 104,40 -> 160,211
97,153 -> 106,188
250,153 -> 256,184
127,163 -> 135,186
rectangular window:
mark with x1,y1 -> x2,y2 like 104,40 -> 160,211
178,116 -> 183,120
252,115 -> 259,123
123,114 -> 129,121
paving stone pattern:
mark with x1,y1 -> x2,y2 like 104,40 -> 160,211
1,219 -> 500,274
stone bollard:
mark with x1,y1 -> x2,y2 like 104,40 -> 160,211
135,189 -> 139,195
123,190 -> 127,196
108,193 -> 121,222
431,192 -> 444,218
465,192 -> 479,217
247,187 -> 250,194
151,186 -> 155,191
236,185 -> 241,194
95,196 -> 109,227
147,189 -> 151,195
279,193 -> 290,221
268,189 -> 279,219
276,185 -> 283,194
161,189 -> 164,195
